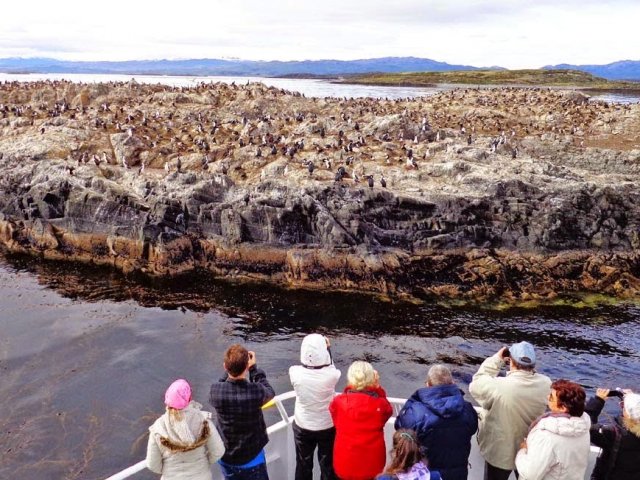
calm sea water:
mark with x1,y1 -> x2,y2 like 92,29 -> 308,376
0,73 -> 639,478
0,252 -> 639,479
0,72 -> 638,103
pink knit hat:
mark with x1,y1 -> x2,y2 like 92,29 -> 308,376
164,379 -> 192,410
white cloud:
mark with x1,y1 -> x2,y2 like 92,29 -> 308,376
0,0 -> 639,68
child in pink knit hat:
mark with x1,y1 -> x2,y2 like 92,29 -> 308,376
147,378 -> 225,479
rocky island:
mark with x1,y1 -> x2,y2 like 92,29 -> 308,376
0,79 -> 639,304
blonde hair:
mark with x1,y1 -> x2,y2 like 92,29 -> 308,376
347,361 -> 377,390
623,416 -> 640,437
167,406 -> 184,421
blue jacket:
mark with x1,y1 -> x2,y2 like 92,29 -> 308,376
395,385 -> 478,480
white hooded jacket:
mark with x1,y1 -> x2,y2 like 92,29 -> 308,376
289,334 -> 341,431
515,412 -> 591,480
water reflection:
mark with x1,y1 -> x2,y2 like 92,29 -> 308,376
4,252 -> 638,357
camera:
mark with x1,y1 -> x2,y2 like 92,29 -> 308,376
607,389 -> 624,398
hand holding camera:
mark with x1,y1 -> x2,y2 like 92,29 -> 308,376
596,387 -> 624,400
248,351 -> 256,368
500,346 -> 511,360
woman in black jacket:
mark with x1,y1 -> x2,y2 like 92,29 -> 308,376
585,388 -> 640,480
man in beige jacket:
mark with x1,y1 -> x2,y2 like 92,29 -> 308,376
469,342 -> 551,480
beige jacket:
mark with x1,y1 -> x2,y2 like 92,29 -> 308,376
469,353 -> 551,470
146,402 -> 225,480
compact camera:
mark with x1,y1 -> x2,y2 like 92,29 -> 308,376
607,388 -> 624,398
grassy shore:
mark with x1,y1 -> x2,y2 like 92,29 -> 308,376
338,69 -> 640,90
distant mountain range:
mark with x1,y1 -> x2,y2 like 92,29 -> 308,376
0,56 -> 639,80
0,57 -> 492,77
544,60 -> 640,81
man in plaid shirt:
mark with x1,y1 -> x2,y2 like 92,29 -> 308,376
210,344 -> 275,480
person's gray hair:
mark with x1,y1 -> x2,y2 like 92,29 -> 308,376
427,364 -> 454,386
510,359 -> 535,372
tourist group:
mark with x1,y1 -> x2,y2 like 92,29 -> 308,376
145,335 -> 640,480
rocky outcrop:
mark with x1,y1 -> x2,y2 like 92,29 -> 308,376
0,80 -> 639,303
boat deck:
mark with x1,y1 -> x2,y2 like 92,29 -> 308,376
106,390 -> 600,480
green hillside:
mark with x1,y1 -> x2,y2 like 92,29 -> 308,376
341,69 -> 640,89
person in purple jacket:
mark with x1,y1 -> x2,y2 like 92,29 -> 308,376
395,364 -> 478,480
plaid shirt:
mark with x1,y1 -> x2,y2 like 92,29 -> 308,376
209,365 -> 275,465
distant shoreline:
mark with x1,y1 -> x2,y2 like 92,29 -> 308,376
334,69 -> 640,91
3,69 -> 640,92
333,80 -> 640,93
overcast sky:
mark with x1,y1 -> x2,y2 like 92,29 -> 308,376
1,0 -> 638,69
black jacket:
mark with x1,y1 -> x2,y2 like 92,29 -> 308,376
585,396 -> 640,480
209,365 -> 275,465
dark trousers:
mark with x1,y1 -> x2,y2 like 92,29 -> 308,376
484,462 -> 518,480
219,461 -> 269,480
292,420 -> 337,480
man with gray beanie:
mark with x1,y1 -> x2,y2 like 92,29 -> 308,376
469,341 -> 551,480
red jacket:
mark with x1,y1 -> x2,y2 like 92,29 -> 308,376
329,385 -> 393,480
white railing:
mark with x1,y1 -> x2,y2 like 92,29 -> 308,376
105,391 -> 298,480
105,462 -> 147,480
106,391 -> 600,480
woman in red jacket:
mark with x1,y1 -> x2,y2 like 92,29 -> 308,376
329,361 -> 393,480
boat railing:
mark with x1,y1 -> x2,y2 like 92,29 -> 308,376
105,391 -> 600,480
105,391 -> 299,480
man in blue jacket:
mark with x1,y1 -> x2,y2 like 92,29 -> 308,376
395,364 -> 478,480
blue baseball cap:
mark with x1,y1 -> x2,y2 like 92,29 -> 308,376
509,341 -> 536,366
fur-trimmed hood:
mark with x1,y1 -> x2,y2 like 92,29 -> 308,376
158,421 -> 210,453
533,412 -> 591,438
149,402 -> 212,453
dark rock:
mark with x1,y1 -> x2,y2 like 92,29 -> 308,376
1,80 -> 640,302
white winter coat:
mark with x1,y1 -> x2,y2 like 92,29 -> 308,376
146,402 -> 225,479
469,353 -> 552,470
289,334 -> 341,431
516,412 -> 591,480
